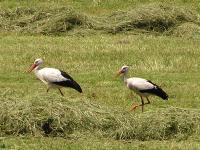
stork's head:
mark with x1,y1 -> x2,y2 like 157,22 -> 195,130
116,65 -> 129,76
28,58 -> 43,72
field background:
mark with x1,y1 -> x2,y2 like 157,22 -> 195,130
1,0 -> 200,149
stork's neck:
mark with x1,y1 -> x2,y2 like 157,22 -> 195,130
33,65 -> 41,74
121,72 -> 128,84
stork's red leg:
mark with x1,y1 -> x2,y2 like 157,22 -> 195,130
140,96 -> 144,112
146,97 -> 151,105
58,88 -> 64,96
138,97 -> 151,112
130,103 -> 139,111
129,94 -> 139,111
130,95 -> 149,112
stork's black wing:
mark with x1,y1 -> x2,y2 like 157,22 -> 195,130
52,71 -> 82,93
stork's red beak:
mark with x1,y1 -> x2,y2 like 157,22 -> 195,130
28,64 -> 37,73
116,70 -> 123,77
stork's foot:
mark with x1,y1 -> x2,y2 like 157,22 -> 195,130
130,104 -> 139,111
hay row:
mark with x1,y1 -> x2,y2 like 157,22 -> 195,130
0,4 -> 200,36
0,93 -> 200,140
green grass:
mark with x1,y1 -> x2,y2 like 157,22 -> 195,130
1,33 -> 200,149
0,0 -> 200,15
1,136 -> 200,150
1,34 -> 200,108
1,0 -> 200,149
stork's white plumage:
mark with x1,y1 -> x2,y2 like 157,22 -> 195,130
117,65 -> 168,112
28,58 -> 82,96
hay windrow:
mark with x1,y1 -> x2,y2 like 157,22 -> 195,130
0,4 -> 200,36
0,7 -> 90,35
105,4 -> 199,34
171,22 -> 200,37
0,92 -> 200,141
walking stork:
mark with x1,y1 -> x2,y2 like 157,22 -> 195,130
117,65 -> 168,112
28,58 -> 82,96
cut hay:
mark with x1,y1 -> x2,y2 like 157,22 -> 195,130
0,92 -> 200,141
105,3 -> 199,34
0,7 -> 90,35
0,4 -> 200,36
171,22 -> 200,38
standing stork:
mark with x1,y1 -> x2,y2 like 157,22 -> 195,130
117,65 -> 168,112
28,58 -> 82,96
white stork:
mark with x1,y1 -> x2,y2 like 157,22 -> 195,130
117,65 -> 168,112
28,58 -> 82,96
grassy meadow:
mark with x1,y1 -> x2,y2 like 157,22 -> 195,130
1,0 -> 200,149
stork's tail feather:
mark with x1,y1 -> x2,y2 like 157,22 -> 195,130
71,80 -> 82,93
53,79 -> 82,93
59,71 -> 82,93
155,87 -> 168,100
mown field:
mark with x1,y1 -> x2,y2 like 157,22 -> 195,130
1,0 -> 200,149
